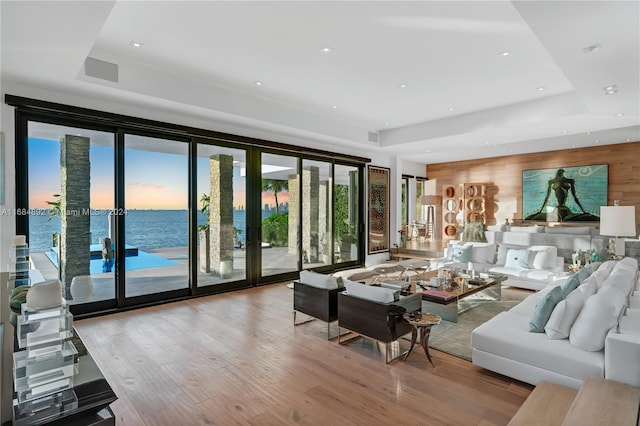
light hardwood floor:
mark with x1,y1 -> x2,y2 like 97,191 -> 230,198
75,282 -> 533,425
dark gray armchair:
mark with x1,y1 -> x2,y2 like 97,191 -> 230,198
293,270 -> 344,339
338,288 -> 421,363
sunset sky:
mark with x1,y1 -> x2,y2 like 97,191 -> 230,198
29,138 -> 286,210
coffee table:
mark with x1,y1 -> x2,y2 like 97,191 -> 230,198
420,269 -> 506,322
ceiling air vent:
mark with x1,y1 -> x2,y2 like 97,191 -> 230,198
84,57 -> 119,83
368,131 -> 379,143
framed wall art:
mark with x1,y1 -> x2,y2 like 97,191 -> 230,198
368,165 -> 390,253
522,164 -> 608,222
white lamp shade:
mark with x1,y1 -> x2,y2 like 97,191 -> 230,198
600,206 -> 636,237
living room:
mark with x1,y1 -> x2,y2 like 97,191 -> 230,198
1,1 -> 640,425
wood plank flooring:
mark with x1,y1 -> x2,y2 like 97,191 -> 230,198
74,282 -> 533,425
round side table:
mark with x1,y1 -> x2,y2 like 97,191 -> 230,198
402,312 -> 442,366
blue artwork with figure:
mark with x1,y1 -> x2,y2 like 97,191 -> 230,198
522,164 -> 608,222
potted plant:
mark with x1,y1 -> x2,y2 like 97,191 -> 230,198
46,193 -> 61,247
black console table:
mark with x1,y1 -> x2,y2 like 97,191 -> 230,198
1,272 -> 117,425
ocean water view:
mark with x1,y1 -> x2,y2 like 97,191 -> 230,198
27,209 -> 275,251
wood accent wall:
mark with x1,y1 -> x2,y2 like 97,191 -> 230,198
426,141 -> 640,234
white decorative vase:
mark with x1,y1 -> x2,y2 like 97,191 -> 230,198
26,279 -> 63,310
70,275 -> 94,302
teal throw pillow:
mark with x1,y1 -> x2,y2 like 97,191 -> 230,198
504,248 -> 531,270
529,286 -> 564,333
451,245 -> 472,263
560,275 -> 580,297
576,268 -> 592,283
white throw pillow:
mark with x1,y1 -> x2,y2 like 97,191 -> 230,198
577,277 -> 598,299
600,269 -> 635,297
569,286 -> 626,351
545,287 -> 585,339
344,280 -> 396,303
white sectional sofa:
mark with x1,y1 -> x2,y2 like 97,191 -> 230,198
471,258 -> 640,390
428,240 -> 564,290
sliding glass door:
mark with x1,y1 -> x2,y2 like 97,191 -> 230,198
26,121 -> 116,308
260,153 -> 299,278
196,143 -> 248,288
123,133 -> 190,300
15,100 -> 366,316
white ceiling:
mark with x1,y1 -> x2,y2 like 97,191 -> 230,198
2,1 -> 638,164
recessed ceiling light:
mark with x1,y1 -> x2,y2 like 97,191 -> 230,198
563,130 -> 569,134
426,149 -> 431,153
398,84 -> 407,88
130,41 -> 143,48
536,87 -> 545,91
448,107 -> 455,111
320,46 -> 332,53
586,132 -> 592,135
582,43 -> 601,54
254,81 -> 263,86
615,113 -> 625,117
572,145 -> 576,148
500,51 -> 511,56
331,105 -> 337,109
485,141 -> 489,145
595,140 -> 600,143
626,138 -> 631,142
603,84 -> 618,95
384,122 -> 390,126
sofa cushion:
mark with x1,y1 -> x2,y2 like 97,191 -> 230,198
344,280 -> 397,303
487,266 -> 556,283
576,268 -> 592,283
472,311 -> 605,380
529,286 -> 564,332
544,226 -> 593,235
570,286 -> 626,351
505,248 -> 531,270
470,243 -> 497,264
545,287 -> 586,339
510,225 -> 545,233
299,270 -> 343,289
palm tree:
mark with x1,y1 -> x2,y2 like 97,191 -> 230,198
262,179 -> 288,214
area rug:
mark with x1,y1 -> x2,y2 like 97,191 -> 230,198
428,287 -> 530,361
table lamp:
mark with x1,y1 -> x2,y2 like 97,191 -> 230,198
600,203 -> 636,257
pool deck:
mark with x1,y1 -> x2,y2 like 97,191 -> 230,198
30,245 -> 315,303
